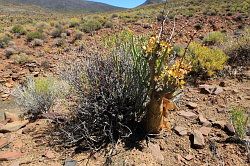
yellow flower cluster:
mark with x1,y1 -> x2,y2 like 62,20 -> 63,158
158,60 -> 191,88
144,35 -> 191,90
143,36 -> 172,55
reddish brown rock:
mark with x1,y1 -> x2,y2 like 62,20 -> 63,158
186,102 -> 198,109
184,154 -> 194,161
0,138 -> 8,149
45,150 -> 55,159
174,126 -> 188,136
4,112 -> 20,122
0,120 -> 29,133
0,151 -> 23,161
191,130 -> 205,149
199,84 -> 223,95
198,115 -> 212,127
199,126 -> 211,136
179,111 -> 197,119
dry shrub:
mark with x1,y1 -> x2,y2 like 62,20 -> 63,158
55,35 -> 149,149
13,77 -> 67,120
223,28 -> 250,67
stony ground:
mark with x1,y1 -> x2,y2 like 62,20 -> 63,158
0,9 -> 249,166
0,76 -> 249,166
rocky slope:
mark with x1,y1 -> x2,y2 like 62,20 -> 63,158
1,0 -> 123,12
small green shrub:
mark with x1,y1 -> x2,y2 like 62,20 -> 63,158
11,25 -> 26,35
80,19 -> 102,33
71,31 -> 83,43
103,29 -> 135,48
27,31 -> 44,42
13,77 -> 66,119
51,28 -> 63,38
203,31 -> 226,45
186,42 -> 228,77
104,21 -> 113,28
230,107 -> 248,139
0,33 -> 12,48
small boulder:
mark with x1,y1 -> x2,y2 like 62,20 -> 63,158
148,142 -> 164,162
179,111 -> 197,119
213,86 -> 223,95
186,102 -> 198,109
246,126 -> 250,136
4,112 -> 20,122
199,84 -> 223,95
0,120 -> 29,133
198,115 -> 212,127
184,154 -> 194,161
212,120 -> 226,129
1,93 -> 10,99
199,126 -> 211,136
176,154 -> 185,164
0,138 -> 9,149
191,130 -> 205,149
64,159 -> 77,166
173,126 -> 188,136
224,123 -> 235,136
44,150 -> 55,159
0,151 -> 22,161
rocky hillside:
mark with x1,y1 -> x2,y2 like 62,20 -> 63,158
1,0 -> 123,12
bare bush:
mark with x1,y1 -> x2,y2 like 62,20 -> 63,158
57,36 -> 150,150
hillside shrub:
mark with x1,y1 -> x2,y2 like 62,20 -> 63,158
186,42 -> 228,77
203,31 -> 226,45
11,25 -> 26,35
13,77 -> 65,120
27,31 -> 44,42
223,28 -> 250,67
12,53 -> 32,65
80,19 -> 102,33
